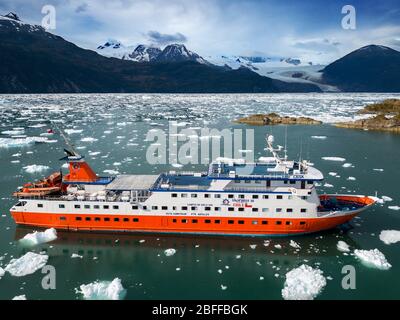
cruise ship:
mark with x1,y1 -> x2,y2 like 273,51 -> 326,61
10,135 -> 377,236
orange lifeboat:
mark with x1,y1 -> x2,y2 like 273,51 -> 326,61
13,171 -> 62,197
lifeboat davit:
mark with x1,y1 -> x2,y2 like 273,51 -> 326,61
13,171 -> 62,197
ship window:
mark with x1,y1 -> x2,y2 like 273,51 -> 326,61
173,219 -> 177,223
215,207 -> 221,211
290,180 -> 296,185
235,180 -> 240,183
228,220 -> 234,224
307,180 -> 313,184
301,196 -> 308,200
276,221 -> 282,225
113,205 -> 119,210
75,217 -> 82,221
205,219 -> 211,224
228,207 -> 234,212
152,206 -> 158,210
74,205 -> 80,209
287,208 -> 293,213
94,217 -> 101,221
103,205 -> 109,209
162,206 -> 168,210
94,205 -> 100,209
262,195 -> 269,199
238,207 -> 244,212
114,218 -> 119,222
255,180 -> 261,184
132,205 -> 138,210
215,220 -> 221,224
172,206 -> 177,210
276,195 -> 283,200
172,193 -> 177,198
181,206 -> 188,210
191,206 -> 197,211
300,221 -> 306,225
284,180 -> 288,184
181,194 -> 187,198
286,221 -> 292,225
204,194 -> 210,198
192,219 -> 198,223
37,203 -> 43,208
205,207 -> 211,211
238,220 -> 244,224
252,208 -> 259,212
239,194 -> 245,199
85,217 -> 91,221
123,218 -> 129,222
262,220 -> 268,225
60,216 -> 66,221
214,194 -> 221,198
59,204 -> 65,209
288,195 -> 293,200
252,195 -> 259,199
142,206 -> 147,210
104,217 -> 110,221
191,194 -> 197,198
301,208 -> 307,213
276,208 -> 282,213
252,220 -> 258,225
133,218 -> 139,222
262,208 -> 269,212
84,205 -> 90,209
181,219 -> 187,223
245,180 -> 251,184
228,194 -> 234,199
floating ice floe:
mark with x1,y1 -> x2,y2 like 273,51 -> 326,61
76,278 -> 126,300
164,248 -> 177,256
220,285 -> 227,290
381,196 -> 393,202
289,240 -> 301,249
12,295 -> 27,300
65,129 -> 83,135
379,230 -> 400,245
71,253 -> 83,259
347,177 -> 356,181
354,249 -> 391,270
171,163 -> 183,168
321,157 -> 346,162
282,264 -> 326,300
5,252 -> 49,277
337,240 -> 350,252
311,136 -> 327,140
81,137 -> 98,142
373,168 -> 384,172
342,163 -> 353,168
388,206 -> 400,211
328,172 -> 337,176
103,170 -> 119,175
0,137 -> 51,148
0,267 -> 5,279
19,228 -> 57,246
23,165 -> 50,173
323,183 -> 334,188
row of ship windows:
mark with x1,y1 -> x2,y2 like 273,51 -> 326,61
38,203 -> 307,213
65,216 -> 307,226
171,194 -> 309,199
232,180 -> 314,185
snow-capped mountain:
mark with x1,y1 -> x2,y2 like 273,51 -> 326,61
128,45 -> 162,62
96,41 -> 208,64
156,44 -> 208,64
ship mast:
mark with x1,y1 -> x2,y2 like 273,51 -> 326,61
51,121 -> 80,157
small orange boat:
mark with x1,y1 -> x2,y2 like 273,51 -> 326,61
13,171 -> 62,197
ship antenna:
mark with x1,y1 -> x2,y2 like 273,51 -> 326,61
50,120 -> 79,157
284,125 -> 288,161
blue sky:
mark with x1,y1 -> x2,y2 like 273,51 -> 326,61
1,0 -> 399,63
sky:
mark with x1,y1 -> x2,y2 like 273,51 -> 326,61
1,0 -> 399,64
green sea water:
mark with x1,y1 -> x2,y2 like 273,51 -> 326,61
0,93 -> 399,300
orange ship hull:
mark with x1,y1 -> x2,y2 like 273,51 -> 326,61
10,210 -> 358,236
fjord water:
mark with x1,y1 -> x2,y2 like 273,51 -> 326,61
0,93 -> 400,300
